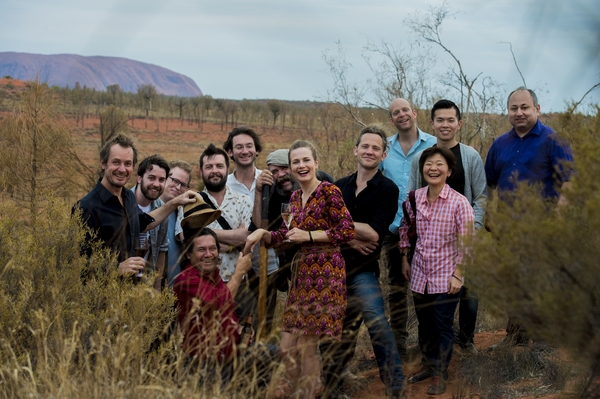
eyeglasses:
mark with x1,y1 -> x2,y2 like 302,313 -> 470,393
169,176 -> 190,189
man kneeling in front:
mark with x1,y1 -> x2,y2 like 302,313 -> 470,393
174,225 -> 278,387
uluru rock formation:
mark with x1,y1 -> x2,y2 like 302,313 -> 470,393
0,52 -> 202,97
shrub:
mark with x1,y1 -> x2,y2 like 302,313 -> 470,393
468,107 -> 600,395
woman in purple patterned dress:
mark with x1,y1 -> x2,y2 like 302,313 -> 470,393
246,140 -> 355,398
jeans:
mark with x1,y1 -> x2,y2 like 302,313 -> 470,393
382,234 -> 409,358
456,285 -> 479,346
412,288 -> 461,378
322,271 -> 404,394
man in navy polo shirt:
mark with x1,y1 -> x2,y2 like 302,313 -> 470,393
485,87 -> 574,347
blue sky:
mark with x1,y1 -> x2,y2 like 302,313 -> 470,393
2,0 -> 599,111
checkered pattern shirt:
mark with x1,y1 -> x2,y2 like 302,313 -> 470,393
399,184 -> 474,294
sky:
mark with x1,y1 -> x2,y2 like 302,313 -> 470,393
2,0 -> 599,112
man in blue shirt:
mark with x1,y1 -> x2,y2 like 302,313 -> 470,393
485,87 -> 574,347
380,98 -> 436,359
160,160 -> 193,287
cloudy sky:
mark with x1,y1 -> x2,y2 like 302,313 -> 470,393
2,0 -> 599,111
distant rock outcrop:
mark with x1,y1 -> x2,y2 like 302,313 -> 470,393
0,52 -> 202,97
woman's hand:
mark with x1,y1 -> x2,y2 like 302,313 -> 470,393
401,256 -> 411,281
244,229 -> 268,255
286,228 -> 310,243
448,274 -> 463,295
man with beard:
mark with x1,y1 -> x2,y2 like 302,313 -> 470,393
74,134 -> 196,277
160,160 -> 193,286
223,126 -> 263,198
199,144 -> 254,320
132,155 -> 170,287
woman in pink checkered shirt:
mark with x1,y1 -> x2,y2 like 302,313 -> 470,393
399,146 -> 475,395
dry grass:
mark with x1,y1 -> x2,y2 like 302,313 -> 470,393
0,198 -> 281,398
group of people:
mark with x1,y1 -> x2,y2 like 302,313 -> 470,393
75,86 -> 573,398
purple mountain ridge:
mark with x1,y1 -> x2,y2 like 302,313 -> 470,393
0,52 -> 202,97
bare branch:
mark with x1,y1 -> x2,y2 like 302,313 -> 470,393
571,82 -> 600,113
499,41 -> 527,87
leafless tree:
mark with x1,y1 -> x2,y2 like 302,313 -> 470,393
362,39 -> 436,109
137,84 -> 158,129
322,41 -> 369,127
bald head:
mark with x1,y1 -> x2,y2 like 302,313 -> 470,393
389,98 -> 412,116
389,98 -> 417,134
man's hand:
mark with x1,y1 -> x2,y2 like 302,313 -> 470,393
348,239 -> 378,255
172,190 -> 198,206
235,252 -> 253,275
256,170 -> 274,193
118,257 -> 145,275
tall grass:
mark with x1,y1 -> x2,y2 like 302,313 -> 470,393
0,198 -> 276,398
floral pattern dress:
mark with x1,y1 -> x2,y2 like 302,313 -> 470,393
270,181 -> 355,340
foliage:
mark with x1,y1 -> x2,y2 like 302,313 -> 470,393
469,107 -> 600,394
0,82 -> 94,223
0,198 -> 276,398
99,105 -> 129,146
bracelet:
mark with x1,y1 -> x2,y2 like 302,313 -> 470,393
309,231 -> 314,243
452,274 -> 462,282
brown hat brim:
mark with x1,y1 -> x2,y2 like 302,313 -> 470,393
180,209 -> 221,231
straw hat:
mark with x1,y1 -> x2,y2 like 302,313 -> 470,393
180,192 -> 221,231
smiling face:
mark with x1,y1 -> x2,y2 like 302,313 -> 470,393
422,153 -> 451,187
431,107 -> 462,146
101,144 -> 134,191
389,98 -> 417,133
290,147 -> 318,185
508,90 -> 540,136
201,154 -> 228,192
162,166 -> 191,202
229,133 -> 258,168
137,165 -> 167,201
187,234 -> 220,275
354,133 -> 386,170
268,164 -> 293,192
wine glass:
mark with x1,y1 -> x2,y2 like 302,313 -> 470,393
281,203 -> 292,242
134,234 -> 149,281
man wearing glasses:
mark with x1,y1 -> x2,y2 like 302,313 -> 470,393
160,160 -> 194,286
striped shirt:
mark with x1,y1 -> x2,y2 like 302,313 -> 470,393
399,184 -> 474,294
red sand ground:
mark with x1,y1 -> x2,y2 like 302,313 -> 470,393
350,330 -> 568,399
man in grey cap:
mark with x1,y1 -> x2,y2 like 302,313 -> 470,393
249,149 -> 290,336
